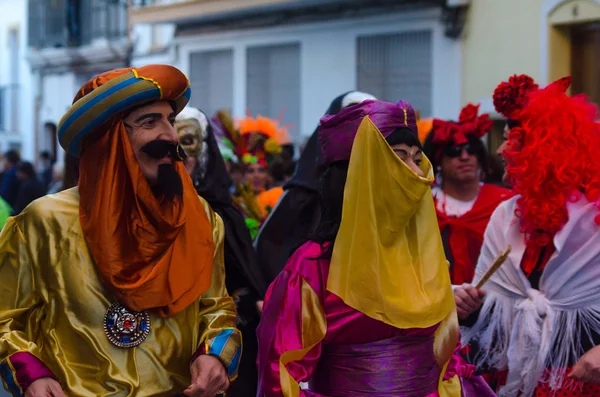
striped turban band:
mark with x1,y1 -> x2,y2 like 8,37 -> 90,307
58,64 -> 191,157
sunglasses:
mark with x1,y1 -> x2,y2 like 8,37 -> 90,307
141,140 -> 188,162
444,143 -> 476,158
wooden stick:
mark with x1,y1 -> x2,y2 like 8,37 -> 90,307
476,245 -> 512,289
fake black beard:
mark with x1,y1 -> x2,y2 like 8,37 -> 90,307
154,163 -> 183,200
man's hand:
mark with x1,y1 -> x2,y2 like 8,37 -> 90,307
454,283 -> 485,320
185,355 -> 230,397
25,378 -> 65,397
256,300 -> 264,314
569,345 -> 600,384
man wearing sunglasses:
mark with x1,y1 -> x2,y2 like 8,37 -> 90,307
424,104 -> 512,287
0,66 -> 241,397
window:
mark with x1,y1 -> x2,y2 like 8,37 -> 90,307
357,31 -> 432,117
188,49 -> 234,118
246,43 -> 301,141
28,0 -> 127,49
8,28 -> 19,132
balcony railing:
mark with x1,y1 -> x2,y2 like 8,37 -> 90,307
28,0 -> 128,50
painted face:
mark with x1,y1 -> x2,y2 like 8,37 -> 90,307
390,143 -> 424,177
245,162 -> 269,193
175,118 -> 203,158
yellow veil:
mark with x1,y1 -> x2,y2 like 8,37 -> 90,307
326,116 -> 460,395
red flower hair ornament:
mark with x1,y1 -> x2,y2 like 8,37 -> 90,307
431,103 -> 493,154
493,74 -> 540,119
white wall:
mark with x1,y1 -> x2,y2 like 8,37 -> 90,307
134,8 -> 462,138
0,0 -> 35,161
37,73 -> 79,164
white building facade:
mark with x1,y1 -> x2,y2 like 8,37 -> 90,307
26,0 -> 130,164
0,0 -> 35,160
131,0 -> 467,143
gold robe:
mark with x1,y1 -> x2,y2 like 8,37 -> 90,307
0,188 -> 241,396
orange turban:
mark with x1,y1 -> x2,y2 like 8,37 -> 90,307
58,65 -> 215,317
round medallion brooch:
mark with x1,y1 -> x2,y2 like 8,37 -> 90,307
103,303 -> 151,348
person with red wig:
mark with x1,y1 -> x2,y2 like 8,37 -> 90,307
424,104 -> 513,285
455,74 -> 600,396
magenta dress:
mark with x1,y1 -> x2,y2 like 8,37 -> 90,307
257,241 -> 495,397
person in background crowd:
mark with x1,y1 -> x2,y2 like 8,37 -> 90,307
13,162 -> 46,215
176,106 -> 269,397
0,150 -> 21,208
0,65 -> 240,397
423,104 -> 513,285
212,110 -> 290,238
38,151 -> 54,190
46,162 -> 64,194
456,75 -> 600,396
254,91 -> 375,285
257,99 -> 495,397
62,153 -> 80,191
228,162 -> 244,192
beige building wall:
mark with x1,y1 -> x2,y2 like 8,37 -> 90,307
461,0 -> 544,112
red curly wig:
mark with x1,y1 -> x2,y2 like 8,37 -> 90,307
504,78 -> 600,246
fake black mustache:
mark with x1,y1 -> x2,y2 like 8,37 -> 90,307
141,140 -> 188,161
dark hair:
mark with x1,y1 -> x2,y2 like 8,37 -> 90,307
229,162 -> 244,175
18,162 -> 36,179
310,127 -> 422,260
309,161 -> 349,260
4,150 -> 20,165
269,155 -> 294,183
62,153 -> 80,190
285,160 -> 296,178
44,122 -> 57,133
280,143 -> 295,161
506,119 -> 521,129
386,127 -> 423,150
423,132 -> 489,178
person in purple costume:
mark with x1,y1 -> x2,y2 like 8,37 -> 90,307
256,99 -> 496,397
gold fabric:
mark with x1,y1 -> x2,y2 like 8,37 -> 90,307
0,188 -> 238,396
326,116 -> 460,394
279,279 -> 327,397
327,116 -> 456,329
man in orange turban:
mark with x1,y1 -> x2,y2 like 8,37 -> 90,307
0,65 -> 241,397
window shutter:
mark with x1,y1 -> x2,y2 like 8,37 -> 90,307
246,43 -> 301,142
189,49 -> 234,118
357,31 -> 432,117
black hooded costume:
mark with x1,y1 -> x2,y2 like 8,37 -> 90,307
253,91 -> 376,285
184,109 -> 268,397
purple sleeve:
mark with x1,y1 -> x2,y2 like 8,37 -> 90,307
256,242 -> 331,397
0,352 -> 58,397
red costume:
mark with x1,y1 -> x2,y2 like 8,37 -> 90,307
436,184 -> 513,284
431,104 -> 512,284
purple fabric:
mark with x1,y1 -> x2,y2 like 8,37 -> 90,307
308,333 -> 440,397
444,349 -> 496,397
7,351 -> 58,392
460,376 -> 497,397
318,100 -> 417,166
